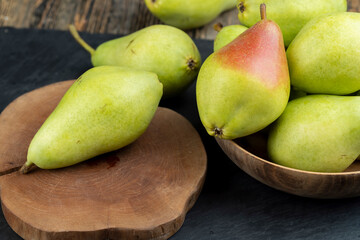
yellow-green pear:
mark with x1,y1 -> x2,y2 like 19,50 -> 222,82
144,0 -> 237,30
213,24 -> 248,51
69,25 -> 201,97
237,0 -> 347,46
21,66 -> 163,173
268,95 -> 360,173
197,5 -> 290,139
287,12 -> 360,95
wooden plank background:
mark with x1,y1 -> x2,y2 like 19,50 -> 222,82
0,0 -> 359,40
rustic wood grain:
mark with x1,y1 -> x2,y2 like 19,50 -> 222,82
216,135 -> 360,199
1,0 -> 359,40
348,0 -> 360,12
1,0 -> 358,40
0,81 -> 207,240
0,0 -> 238,40
0,81 -> 75,176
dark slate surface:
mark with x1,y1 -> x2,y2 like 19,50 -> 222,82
0,27 -> 360,240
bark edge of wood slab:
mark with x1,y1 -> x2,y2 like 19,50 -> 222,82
216,135 -> 360,199
0,80 -> 207,240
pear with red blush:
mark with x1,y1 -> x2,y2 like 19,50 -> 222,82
196,4 -> 290,139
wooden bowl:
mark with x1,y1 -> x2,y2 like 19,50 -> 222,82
216,131 -> 360,199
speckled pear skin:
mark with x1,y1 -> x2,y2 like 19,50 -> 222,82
213,25 -> 248,51
287,12 -> 360,95
268,95 -> 360,173
92,25 -> 201,98
237,0 -> 347,46
197,8 -> 290,140
26,66 -> 163,170
144,0 -> 237,30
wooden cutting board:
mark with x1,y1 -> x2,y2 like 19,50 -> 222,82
0,80 -> 207,240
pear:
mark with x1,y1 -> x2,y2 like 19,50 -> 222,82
213,24 -> 248,52
196,4 -> 290,139
144,0 -> 237,30
237,0 -> 347,46
21,66 -> 163,173
287,12 -> 360,95
268,95 -> 360,173
69,25 -> 201,97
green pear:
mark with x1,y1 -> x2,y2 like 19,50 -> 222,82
237,0 -> 347,46
268,95 -> 360,173
287,12 -> 360,95
213,24 -> 248,51
69,25 -> 201,98
144,0 -> 237,30
197,4 -> 290,139
21,66 -> 163,173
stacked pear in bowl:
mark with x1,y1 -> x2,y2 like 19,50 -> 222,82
213,0 -> 346,49
237,0 -> 347,47
287,12 -> 360,95
268,95 -> 360,173
197,4 -> 290,139
197,3 -> 360,198
270,12 -> 360,173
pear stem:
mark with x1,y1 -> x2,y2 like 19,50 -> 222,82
260,3 -> 267,20
19,162 -> 35,174
213,23 -> 223,32
68,24 -> 95,55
